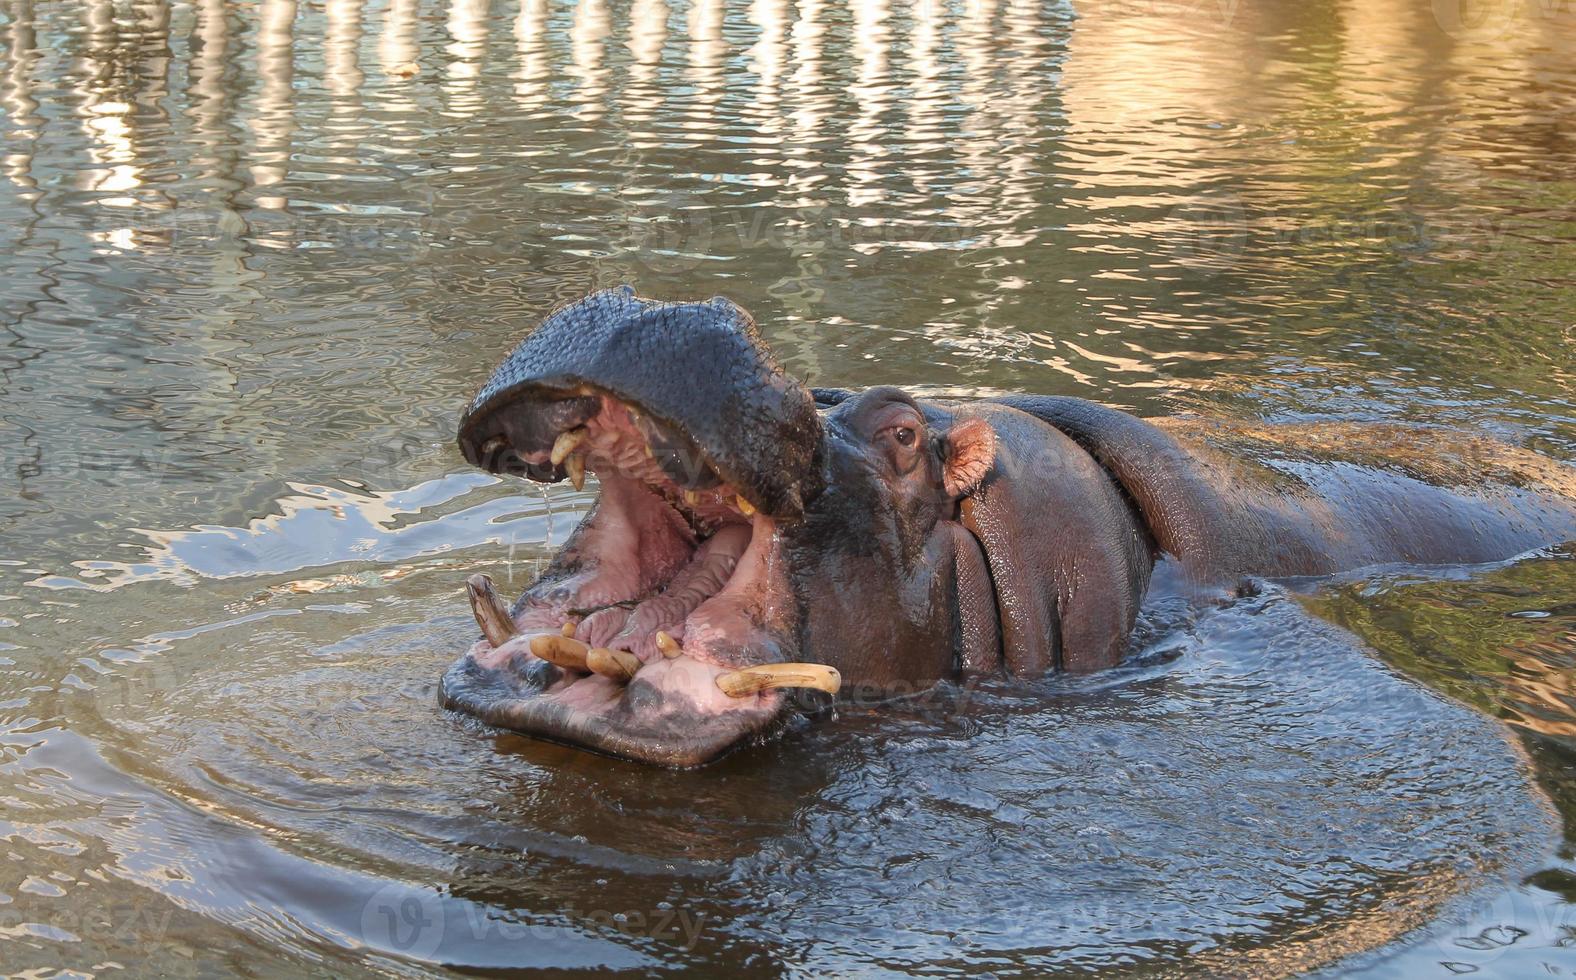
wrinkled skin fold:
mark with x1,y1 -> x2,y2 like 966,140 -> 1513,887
439,286 -> 1576,767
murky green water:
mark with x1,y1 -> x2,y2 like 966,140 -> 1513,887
1,0 -> 1574,975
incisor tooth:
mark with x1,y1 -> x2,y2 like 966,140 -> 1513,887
530,634 -> 590,671
587,647 -> 641,682
683,489 -> 700,507
716,663 -> 842,698
735,495 -> 756,517
550,427 -> 587,465
565,453 -> 586,491
467,574 -> 519,648
655,631 -> 682,659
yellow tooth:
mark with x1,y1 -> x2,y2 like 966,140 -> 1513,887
550,427 -> 588,466
565,453 -> 586,491
561,621 -> 577,638
587,647 -> 641,682
466,574 -> 519,648
716,663 -> 842,698
683,489 -> 700,507
655,631 -> 683,659
530,634 -> 589,671
735,495 -> 756,517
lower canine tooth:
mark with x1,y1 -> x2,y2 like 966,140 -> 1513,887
587,647 -> 640,682
530,634 -> 590,671
565,453 -> 586,491
550,427 -> 588,466
466,574 -> 519,648
735,495 -> 756,517
716,663 -> 842,698
655,631 -> 683,659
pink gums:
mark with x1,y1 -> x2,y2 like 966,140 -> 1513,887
469,395 -> 787,706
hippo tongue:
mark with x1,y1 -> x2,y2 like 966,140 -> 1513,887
456,286 -> 823,521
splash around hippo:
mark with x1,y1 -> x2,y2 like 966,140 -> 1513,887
439,286 -> 1576,767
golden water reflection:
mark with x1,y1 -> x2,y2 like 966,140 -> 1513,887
0,0 -> 1567,409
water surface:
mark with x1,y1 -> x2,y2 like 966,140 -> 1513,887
2,0 -> 1575,974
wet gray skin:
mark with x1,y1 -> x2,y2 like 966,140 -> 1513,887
442,287 -> 1576,767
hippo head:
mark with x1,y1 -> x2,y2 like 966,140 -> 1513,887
439,288 -> 1041,766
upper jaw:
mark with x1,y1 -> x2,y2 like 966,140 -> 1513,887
463,392 -> 768,532
456,286 -> 823,521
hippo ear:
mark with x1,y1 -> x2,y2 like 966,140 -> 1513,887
943,417 -> 996,498
958,406 -> 1151,675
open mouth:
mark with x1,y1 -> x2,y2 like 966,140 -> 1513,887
441,387 -> 836,767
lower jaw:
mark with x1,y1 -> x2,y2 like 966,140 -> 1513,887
438,647 -> 786,767
443,501 -> 800,765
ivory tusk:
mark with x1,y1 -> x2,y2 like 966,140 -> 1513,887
655,630 -> 683,659
530,634 -> 590,672
550,427 -> 587,466
466,574 -> 519,647
565,452 -> 586,491
716,663 -> 842,698
587,647 -> 641,682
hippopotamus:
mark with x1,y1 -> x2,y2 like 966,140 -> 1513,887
440,286 -> 1576,766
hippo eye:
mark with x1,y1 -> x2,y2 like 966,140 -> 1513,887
894,427 -> 917,448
